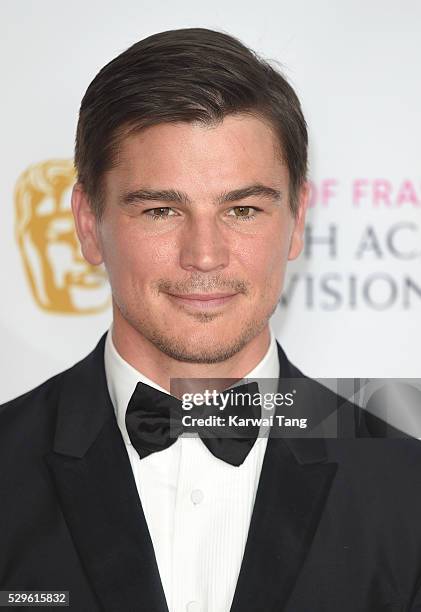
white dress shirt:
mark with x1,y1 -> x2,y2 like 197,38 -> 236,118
104,328 -> 280,612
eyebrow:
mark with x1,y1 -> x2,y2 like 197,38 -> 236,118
119,184 -> 282,207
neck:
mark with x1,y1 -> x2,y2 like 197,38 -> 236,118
111,309 -> 271,393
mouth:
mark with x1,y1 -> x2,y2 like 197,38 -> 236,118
165,292 -> 239,310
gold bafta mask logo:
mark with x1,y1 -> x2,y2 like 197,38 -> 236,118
15,159 -> 110,314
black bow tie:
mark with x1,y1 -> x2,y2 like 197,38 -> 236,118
125,380 -> 261,466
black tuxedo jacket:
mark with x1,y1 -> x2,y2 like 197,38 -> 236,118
1,333 -> 421,612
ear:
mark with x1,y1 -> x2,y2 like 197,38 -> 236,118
288,182 -> 309,261
71,183 -> 103,265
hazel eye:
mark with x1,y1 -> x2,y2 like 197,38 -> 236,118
227,206 -> 259,220
144,207 -> 177,219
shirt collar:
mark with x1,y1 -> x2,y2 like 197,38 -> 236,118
104,325 -> 280,446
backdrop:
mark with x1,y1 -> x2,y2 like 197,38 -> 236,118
1,0 -> 420,403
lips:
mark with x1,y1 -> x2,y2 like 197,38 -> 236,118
170,292 -> 236,300
166,292 -> 238,309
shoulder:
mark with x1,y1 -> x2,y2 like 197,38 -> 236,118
0,333 -> 107,436
0,371 -> 64,438
279,343 -> 421,444
0,372 -> 68,501
0,333 -> 107,460
0,372 -> 71,482
0,360 -> 89,459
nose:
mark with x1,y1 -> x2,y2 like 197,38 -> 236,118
179,216 -> 229,273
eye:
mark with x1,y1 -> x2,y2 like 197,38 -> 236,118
227,206 -> 260,220
144,207 -> 178,220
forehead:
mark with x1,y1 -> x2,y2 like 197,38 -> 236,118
106,114 -> 288,195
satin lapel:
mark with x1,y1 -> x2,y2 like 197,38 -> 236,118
229,436 -> 337,612
229,342 -> 338,612
44,334 -> 169,612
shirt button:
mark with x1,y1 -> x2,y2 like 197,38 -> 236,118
190,489 -> 204,505
186,601 -> 201,612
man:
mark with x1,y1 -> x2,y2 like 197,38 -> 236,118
1,27 -> 421,612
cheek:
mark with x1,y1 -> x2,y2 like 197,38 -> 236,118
251,238 -> 290,310
238,230 -> 289,287
100,223 -> 139,285
100,222 -> 175,289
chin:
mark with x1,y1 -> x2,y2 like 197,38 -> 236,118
146,320 -> 264,364
151,341 -> 242,364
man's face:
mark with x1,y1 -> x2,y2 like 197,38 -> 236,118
78,114 -> 306,362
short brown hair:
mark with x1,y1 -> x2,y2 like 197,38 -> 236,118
74,28 -> 308,220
